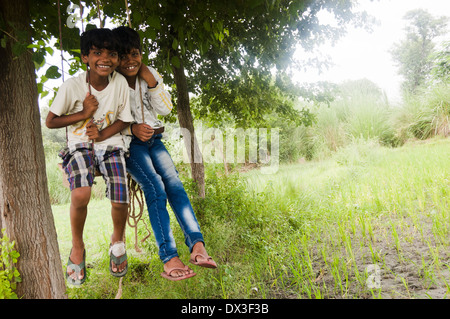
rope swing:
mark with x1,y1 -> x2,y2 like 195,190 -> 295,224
124,0 -> 132,28
121,0 -> 152,252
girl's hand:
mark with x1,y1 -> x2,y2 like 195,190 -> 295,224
131,123 -> 154,142
138,64 -> 158,88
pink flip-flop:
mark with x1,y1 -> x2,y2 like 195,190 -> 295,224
189,253 -> 218,269
161,265 -> 196,281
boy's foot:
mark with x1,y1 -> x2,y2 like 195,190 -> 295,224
161,257 -> 196,281
109,241 -> 128,277
66,247 -> 86,285
189,242 -> 217,268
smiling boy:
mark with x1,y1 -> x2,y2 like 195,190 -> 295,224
46,28 -> 134,285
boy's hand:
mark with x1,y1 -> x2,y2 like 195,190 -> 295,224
131,123 -> 154,142
82,92 -> 99,119
86,121 -> 101,141
138,64 -> 158,88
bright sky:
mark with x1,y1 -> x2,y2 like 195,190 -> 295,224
293,0 -> 450,104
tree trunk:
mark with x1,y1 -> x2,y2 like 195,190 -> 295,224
172,59 -> 205,198
0,0 -> 67,299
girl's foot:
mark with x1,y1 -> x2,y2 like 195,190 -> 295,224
161,257 -> 196,281
190,242 -> 217,268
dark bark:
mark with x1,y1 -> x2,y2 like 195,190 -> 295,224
0,0 -> 66,298
172,57 -> 205,198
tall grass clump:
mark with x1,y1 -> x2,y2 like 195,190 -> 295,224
343,96 -> 398,147
308,101 -> 348,160
275,78 -> 450,165
278,122 -> 315,162
304,80 -> 398,162
395,83 -> 450,139
45,154 -> 72,204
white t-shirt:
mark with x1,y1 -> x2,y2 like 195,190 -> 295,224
128,66 -> 173,125
122,66 -> 173,148
51,71 -> 134,149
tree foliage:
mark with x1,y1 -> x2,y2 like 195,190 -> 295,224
430,41 -> 450,83
130,0 -> 367,127
391,9 -> 448,94
25,0 -> 367,127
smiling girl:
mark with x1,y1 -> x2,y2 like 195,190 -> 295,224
113,26 -> 217,281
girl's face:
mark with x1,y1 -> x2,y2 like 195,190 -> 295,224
81,46 -> 119,78
117,48 -> 142,79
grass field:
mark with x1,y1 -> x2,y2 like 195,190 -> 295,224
52,137 -> 450,299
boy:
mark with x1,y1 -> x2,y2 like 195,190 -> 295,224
112,26 -> 217,281
46,28 -> 134,285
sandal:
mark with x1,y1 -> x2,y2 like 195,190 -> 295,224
109,241 -> 128,277
189,253 -> 217,269
66,249 -> 87,286
161,265 -> 196,281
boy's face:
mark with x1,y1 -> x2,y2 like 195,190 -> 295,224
117,48 -> 142,79
81,46 -> 119,77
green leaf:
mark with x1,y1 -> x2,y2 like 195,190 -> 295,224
27,43 -> 40,49
178,28 -> 184,42
133,11 -> 142,23
144,28 -> 157,41
45,47 -> 54,56
171,56 -> 180,68
40,75 -> 48,83
45,66 -> 61,79
32,50 -> 45,68
199,42 -> 208,55
203,20 -> 211,32
172,38 -> 178,50
147,15 -> 161,29
40,90 -> 49,99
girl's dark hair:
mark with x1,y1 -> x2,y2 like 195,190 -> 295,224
112,26 -> 142,55
80,28 -> 120,56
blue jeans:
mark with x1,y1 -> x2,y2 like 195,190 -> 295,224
126,135 -> 204,263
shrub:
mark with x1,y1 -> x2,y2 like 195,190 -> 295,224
0,229 -> 21,299
397,83 -> 450,139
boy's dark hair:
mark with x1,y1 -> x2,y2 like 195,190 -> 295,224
112,26 -> 142,56
80,28 -> 120,56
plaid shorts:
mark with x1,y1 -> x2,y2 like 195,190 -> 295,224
59,143 -> 129,204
